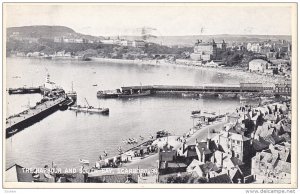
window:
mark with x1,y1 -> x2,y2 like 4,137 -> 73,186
237,141 -> 240,145
233,140 -> 235,144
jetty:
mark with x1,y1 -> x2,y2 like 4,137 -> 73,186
6,96 -> 67,138
98,83 -> 276,98
8,87 -> 42,95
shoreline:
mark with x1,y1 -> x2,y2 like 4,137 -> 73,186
88,119 -> 227,177
8,56 -> 284,85
88,57 -> 285,85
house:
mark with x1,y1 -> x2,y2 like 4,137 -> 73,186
187,160 -> 221,179
208,173 -> 233,183
247,43 -> 262,53
177,143 -> 198,164
158,144 -> 187,174
251,150 -> 291,184
6,164 -> 34,182
249,59 -> 270,73
212,131 -> 251,162
88,174 -> 138,183
100,39 -> 115,45
132,40 -> 146,48
192,39 -> 226,61
195,139 -> 216,163
226,112 -> 241,123
120,40 -> 133,47
274,83 -> 291,96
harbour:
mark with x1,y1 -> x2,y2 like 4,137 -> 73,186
3,3 -> 295,187
6,57 -> 244,169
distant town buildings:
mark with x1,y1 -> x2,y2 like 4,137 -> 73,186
248,59 -> 270,73
54,37 -> 89,44
100,39 -> 146,48
191,39 -> 226,61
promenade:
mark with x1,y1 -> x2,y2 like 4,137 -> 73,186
88,119 -> 226,177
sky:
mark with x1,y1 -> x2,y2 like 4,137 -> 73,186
4,3 -> 294,36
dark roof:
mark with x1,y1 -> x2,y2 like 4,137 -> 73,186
159,150 -> 176,162
209,140 -> 219,152
230,157 -> 244,166
6,164 -> 34,182
263,134 -> 284,145
209,174 -> 232,183
197,142 -> 212,155
252,139 -> 270,151
88,174 -> 138,183
200,162 -> 219,174
281,124 -> 291,133
281,133 -> 291,142
184,145 -> 198,158
238,165 -> 251,176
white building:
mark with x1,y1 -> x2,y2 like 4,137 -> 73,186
44,74 -> 58,90
132,40 -> 146,48
247,43 -> 262,53
249,59 -> 270,73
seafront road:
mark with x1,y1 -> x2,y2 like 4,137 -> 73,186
89,119 -> 227,177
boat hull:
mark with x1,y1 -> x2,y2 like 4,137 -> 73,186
118,90 -> 151,98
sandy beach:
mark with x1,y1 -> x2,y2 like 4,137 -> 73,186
90,57 -> 284,85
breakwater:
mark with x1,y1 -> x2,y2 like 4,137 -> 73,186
6,97 -> 67,138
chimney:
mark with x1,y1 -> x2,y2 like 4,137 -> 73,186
220,152 -> 223,167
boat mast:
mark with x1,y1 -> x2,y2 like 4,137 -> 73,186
84,98 -> 90,107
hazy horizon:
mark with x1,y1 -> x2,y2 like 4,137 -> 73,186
7,25 -> 292,38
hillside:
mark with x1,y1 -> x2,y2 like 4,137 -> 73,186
7,25 -> 104,41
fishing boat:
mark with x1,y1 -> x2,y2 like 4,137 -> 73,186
69,98 -> 109,115
128,138 -> 138,144
118,90 -> 151,98
92,84 -> 97,87
87,106 -> 109,114
156,130 -> 171,138
191,110 -> 201,115
182,93 -> 198,98
79,159 -> 90,164
97,89 -> 120,98
66,82 -> 77,101
69,105 -> 109,114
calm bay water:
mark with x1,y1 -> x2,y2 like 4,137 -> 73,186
6,57 -> 242,169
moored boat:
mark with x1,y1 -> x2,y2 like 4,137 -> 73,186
69,105 -> 109,114
118,90 -> 151,98
69,98 -> 109,114
79,159 -> 90,164
66,82 -> 77,101
182,93 -> 198,98
97,89 -> 120,98
191,110 -> 201,115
